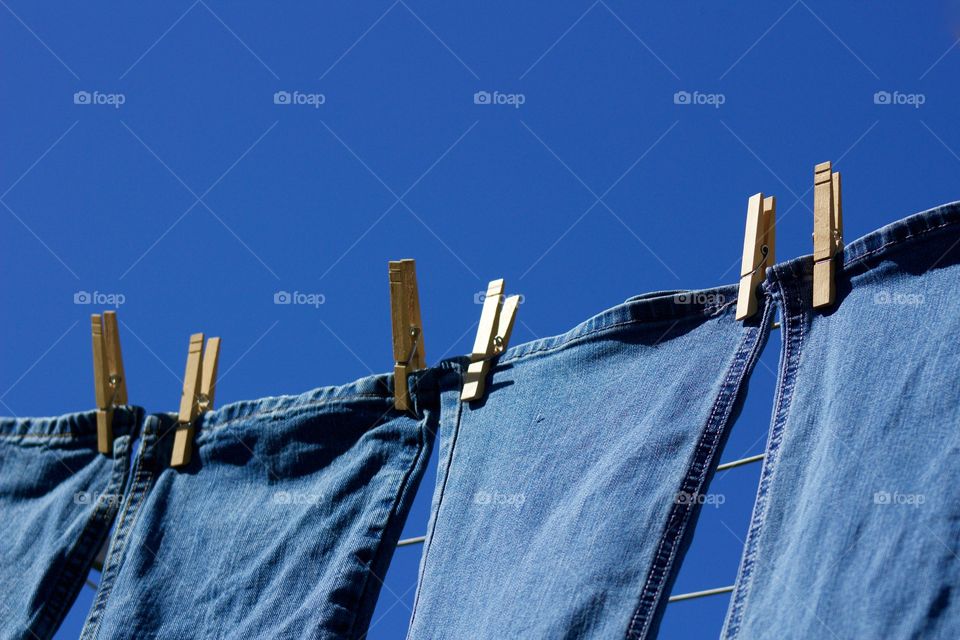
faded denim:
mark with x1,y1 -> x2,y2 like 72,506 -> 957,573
408,286 -> 772,639
723,202 -> 960,639
80,375 -> 437,640
0,407 -> 140,640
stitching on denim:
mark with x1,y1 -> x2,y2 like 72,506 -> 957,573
79,428 -> 156,640
842,219 -> 957,270
0,432 -> 92,442
624,300 -> 771,640
345,413 -> 431,640
625,327 -> 749,639
407,380 -> 464,630
35,484 -> 107,636
0,410 -> 142,444
499,308 -> 728,367
843,220 -> 958,267
722,284 -> 805,639
194,393 -> 393,437
643,304 -> 770,637
38,437 -> 131,639
0,428 -> 131,444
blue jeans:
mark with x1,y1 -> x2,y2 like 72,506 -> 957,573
4,203 -> 959,639
80,374 -> 437,639
0,407 -> 140,640
723,201 -> 960,639
408,287 -> 773,639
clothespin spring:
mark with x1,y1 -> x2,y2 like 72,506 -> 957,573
402,328 -> 421,368
743,245 -> 771,280
105,373 -> 123,406
478,331 -> 511,363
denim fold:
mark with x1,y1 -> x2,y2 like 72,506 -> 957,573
79,374 -> 439,640
0,407 -> 142,640
723,201 -> 960,639
408,286 -> 772,639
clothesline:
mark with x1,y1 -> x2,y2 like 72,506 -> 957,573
83,452 -> 765,601
83,453 -> 767,599
385,452 -> 768,605
394,453 -> 766,548
81,578 -> 738,604
668,585 -> 735,603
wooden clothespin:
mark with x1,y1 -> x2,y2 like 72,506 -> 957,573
813,161 -> 843,308
171,333 -> 221,468
736,194 -> 776,320
461,279 -> 520,402
389,260 -> 426,411
91,311 -> 128,454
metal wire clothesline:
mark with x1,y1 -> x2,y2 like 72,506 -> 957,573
84,454 -> 766,602
392,452 -> 767,603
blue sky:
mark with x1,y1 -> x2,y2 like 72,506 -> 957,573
1,1 -> 958,638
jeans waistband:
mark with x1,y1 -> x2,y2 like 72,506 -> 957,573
765,200 -> 960,294
496,284 -> 740,365
0,406 -> 143,443
152,363 -> 462,444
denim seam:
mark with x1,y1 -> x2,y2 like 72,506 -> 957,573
721,286 -> 805,639
0,429 -> 132,445
498,308 -> 729,367
0,408 -> 141,443
407,385 -> 464,632
842,218 -> 958,269
625,300 -> 772,640
0,433 -> 96,443
194,394 -> 395,437
79,427 -> 157,640
31,437 -> 131,640
344,413 -> 431,640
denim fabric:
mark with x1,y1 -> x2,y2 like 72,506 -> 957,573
408,288 -> 772,639
723,202 -> 960,639
80,374 -> 437,639
0,407 -> 140,640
